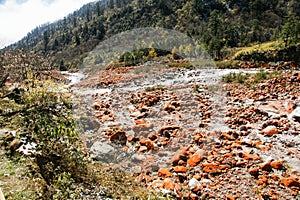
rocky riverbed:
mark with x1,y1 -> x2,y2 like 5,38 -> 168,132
64,64 -> 300,199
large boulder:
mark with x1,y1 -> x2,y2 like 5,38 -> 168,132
90,142 -> 116,163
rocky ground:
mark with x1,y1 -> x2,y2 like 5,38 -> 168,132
66,64 -> 300,199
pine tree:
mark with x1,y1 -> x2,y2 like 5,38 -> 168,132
281,12 -> 300,47
43,30 -> 49,53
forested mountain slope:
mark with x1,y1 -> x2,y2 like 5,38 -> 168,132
6,0 -> 300,68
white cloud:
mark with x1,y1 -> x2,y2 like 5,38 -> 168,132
0,0 -> 95,48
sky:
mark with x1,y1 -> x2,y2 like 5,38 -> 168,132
0,0 -> 96,48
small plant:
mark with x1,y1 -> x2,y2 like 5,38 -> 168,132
222,72 -> 250,84
222,73 -> 234,83
270,69 -> 282,78
145,85 -> 165,92
193,84 -> 200,93
253,70 -> 269,83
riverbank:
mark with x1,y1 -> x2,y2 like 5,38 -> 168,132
66,63 -> 300,199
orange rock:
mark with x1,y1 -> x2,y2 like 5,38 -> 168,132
236,161 -> 247,167
158,168 -> 172,178
139,138 -> 154,151
224,153 -> 233,158
249,167 -> 260,178
270,160 -> 283,170
163,104 -> 176,112
187,149 -> 205,167
189,193 -> 198,200
219,165 -> 229,170
260,162 -> 273,172
194,135 -> 202,142
162,178 -> 175,190
202,163 -> 218,173
256,175 -> 268,185
161,141 -> 169,146
102,115 -> 115,122
127,135 -> 139,143
272,174 -> 279,181
160,125 -> 180,131
221,132 -> 235,140
287,149 -> 295,155
187,154 -> 201,167
227,195 -> 235,200
140,138 -> 149,145
135,119 -> 148,125
230,142 -> 242,149
281,177 -> 300,188
173,166 -> 187,173
253,141 -> 263,146
242,152 -> 260,160
261,126 -> 278,136
193,174 -> 201,180
211,185 -> 220,191
94,103 -> 108,110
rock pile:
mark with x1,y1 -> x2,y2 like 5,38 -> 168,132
77,66 -> 299,199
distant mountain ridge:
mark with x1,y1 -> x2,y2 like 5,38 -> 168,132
5,0 -> 300,68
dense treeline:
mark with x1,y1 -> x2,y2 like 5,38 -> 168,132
5,0 -> 300,68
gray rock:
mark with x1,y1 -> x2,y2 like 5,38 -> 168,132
90,142 -> 116,163
90,141 -> 132,163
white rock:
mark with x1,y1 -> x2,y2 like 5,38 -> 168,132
11,131 -> 16,137
288,107 -> 300,122
200,179 -> 212,184
161,188 -> 171,194
188,178 -> 200,190
17,142 -> 37,156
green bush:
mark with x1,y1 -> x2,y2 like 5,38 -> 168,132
222,69 -> 283,87
215,60 -> 239,69
0,80 -> 88,199
253,70 -> 269,83
222,72 -> 250,84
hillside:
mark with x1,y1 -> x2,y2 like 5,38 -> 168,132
4,0 -> 300,69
